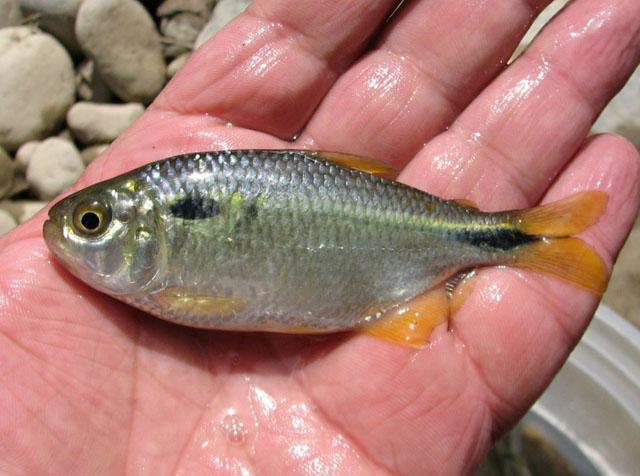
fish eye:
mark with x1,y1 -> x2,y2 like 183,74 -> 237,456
72,200 -> 111,236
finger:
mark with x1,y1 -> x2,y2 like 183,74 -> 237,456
297,0 -> 552,164
452,134 -> 640,425
153,0 -> 399,138
401,0 -> 640,208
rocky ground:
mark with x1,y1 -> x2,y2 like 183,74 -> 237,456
0,0 -> 638,325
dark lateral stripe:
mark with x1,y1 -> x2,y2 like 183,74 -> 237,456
170,196 -> 220,220
462,227 -> 538,251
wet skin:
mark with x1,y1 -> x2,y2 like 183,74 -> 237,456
1,0 -> 639,474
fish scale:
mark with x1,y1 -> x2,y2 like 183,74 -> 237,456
120,150 -> 498,330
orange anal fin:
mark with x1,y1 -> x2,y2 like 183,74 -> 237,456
314,151 -> 397,176
445,270 -> 478,315
360,287 -> 450,348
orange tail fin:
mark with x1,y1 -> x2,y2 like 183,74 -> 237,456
513,238 -> 608,293
514,191 -> 607,236
511,191 -> 609,294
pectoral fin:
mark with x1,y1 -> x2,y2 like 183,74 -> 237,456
153,288 -> 248,316
314,151 -> 397,176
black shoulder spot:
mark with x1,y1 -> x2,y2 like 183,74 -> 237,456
170,196 -> 220,220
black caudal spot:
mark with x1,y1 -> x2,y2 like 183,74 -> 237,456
463,228 -> 538,251
170,196 -> 220,220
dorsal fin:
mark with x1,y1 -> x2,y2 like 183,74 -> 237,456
312,151 -> 397,176
453,198 -> 479,210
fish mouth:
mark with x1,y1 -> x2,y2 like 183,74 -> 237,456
43,218 -> 63,254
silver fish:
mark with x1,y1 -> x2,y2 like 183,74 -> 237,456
43,150 -> 607,346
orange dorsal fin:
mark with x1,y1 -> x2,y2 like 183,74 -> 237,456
514,191 -> 607,237
453,198 -> 479,210
313,151 -> 397,175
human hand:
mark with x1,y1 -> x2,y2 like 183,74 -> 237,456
1,0 -> 639,474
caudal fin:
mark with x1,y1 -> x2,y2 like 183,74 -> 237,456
511,191 -> 609,294
515,191 -> 607,236
513,238 -> 608,293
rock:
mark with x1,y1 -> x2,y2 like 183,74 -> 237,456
20,0 -> 85,57
15,140 -> 40,173
158,0 -> 211,58
81,144 -> 109,164
592,66 -> 640,149
20,0 -> 82,16
76,0 -> 167,104
160,12 -> 205,58
76,60 -> 113,103
0,209 -> 17,237
0,199 -> 47,223
67,102 -> 144,145
195,0 -> 252,48
26,138 -> 84,200
0,147 -> 15,199
167,52 -> 190,78
604,225 -> 640,327
157,0 -> 213,17
0,27 -> 75,152
8,175 -> 28,197
0,0 -> 22,28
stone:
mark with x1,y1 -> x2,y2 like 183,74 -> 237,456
0,27 -> 75,152
0,147 -> 15,199
592,66 -> 640,149
0,199 -> 47,223
604,225 -> 640,327
0,0 -> 22,28
0,209 -> 17,237
67,102 -> 144,145
20,0 -> 83,16
76,60 -> 113,103
57,129 -> 74,142
158,0 -> 211,58
81,144 -> 109,164
76,0 -> 167,104
157,0 -> 213,17
26,138 -> 84,200
160,12 -> 205,58
8,175 -> 28,197
15,140 -> 39,173
20,0 -> 85,57
167,52 -> 190,78
195,0 -> 251,48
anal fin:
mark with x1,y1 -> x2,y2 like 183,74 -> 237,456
360,271 -> 479,348
360,287 -> 449,348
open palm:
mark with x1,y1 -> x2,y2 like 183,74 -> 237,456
1,1 -> 639,474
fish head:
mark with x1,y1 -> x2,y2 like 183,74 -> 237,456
43,176 -> 162,296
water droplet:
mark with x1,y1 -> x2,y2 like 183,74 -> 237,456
222,414 -> 247,445
230,352 -> 240,367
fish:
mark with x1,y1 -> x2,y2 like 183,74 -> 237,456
43,149 -> 608,347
